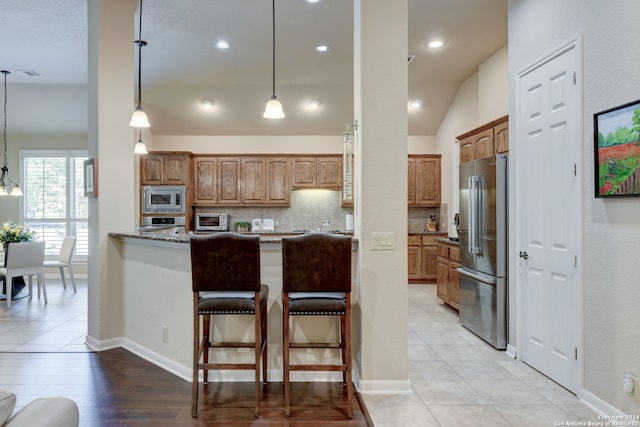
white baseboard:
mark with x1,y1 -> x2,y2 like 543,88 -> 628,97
357,379 -> 412,394
580,389 -> 639,424
506,343 -> 517,359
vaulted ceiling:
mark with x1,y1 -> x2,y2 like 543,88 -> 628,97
0,0 -> 507,136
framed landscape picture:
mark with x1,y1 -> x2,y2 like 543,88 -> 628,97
83,158 -> 98,198
594,99 -> 640,198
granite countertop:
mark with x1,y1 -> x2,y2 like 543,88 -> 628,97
435,237 -> 460,245
408,230 -> 448,235
109,230 -> 356,245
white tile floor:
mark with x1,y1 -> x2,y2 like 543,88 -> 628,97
361,284 -> 600,427
0,278 -> 89,352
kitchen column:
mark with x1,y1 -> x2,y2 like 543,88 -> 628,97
353,0 -> 410,393
86,0 -> 137,347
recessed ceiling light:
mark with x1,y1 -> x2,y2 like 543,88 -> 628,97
216,41 -> 230,49
426,40 -> 446,49
307,99 -> 321,109
201,99 -> 214,109
315,45 -> 330,53
408,100 -> 423,109
306,0 -> 321,3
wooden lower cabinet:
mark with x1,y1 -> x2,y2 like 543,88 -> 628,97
436,240 -> 460,309
409,234 -> 445,282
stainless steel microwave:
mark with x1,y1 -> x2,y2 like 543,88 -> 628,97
142,185 -> 185,214
195,212 -> 228,231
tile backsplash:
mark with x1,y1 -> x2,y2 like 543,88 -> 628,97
196,190 -> 445,233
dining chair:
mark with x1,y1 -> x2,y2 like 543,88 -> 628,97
189,233 -> 269,418
43,236 -> 77,293
281,233 -> 353,418
0,242 -> 47,309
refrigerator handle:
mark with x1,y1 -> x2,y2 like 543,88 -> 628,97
468,176 -> 482,255
476,175 -> 484,255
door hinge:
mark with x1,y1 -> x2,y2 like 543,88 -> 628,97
574,255 -> 577,268
573,71 -> 577,85
574,347 -> 578,360
573,163 -> 577,176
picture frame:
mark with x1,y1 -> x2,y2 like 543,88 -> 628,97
594,99 -> 640,198
83,158 -> 98,198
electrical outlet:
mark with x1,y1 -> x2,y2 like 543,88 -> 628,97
623,373 -> 636,394
162,326 -> 169,343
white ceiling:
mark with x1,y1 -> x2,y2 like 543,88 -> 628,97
0,0 -> 507,137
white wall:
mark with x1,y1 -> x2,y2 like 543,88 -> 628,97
509,0 -> 640,415
152,135 -> 343,154
479,45 -> 509,124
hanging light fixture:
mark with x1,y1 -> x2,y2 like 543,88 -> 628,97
133,128 -> 148,154
0,70 -> 22,197
129,0 -> 150,127
263,0 -> 285,119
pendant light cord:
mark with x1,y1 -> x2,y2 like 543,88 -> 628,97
2,70 -> 8,168
136,0 -> 143,107
271,0 -> 276,97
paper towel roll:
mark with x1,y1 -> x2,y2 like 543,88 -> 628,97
345,214 -> 354,231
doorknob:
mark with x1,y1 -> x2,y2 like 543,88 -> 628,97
519,251 -> 529,260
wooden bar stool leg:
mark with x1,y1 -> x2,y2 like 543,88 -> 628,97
253,297 -> 261,417
191,295 -> 200,418
261,301 -> 268,384
340,315 -> 347,384
202,315 -> 210,384
283,296 -> 291,418
345,295 -> 353,419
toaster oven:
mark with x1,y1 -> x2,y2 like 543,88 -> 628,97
195,212 -> 228,231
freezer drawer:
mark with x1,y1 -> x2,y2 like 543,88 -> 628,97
457,267 -> 506,349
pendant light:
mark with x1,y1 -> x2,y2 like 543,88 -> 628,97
0,70 -> 22,197
263,0 -> 285,119
129,0 -> 150,127
134,128 -> 148,154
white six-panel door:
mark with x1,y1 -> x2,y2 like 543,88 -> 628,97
517,41 -> 579,393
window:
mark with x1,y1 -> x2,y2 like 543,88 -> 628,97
20,150 -> 88,260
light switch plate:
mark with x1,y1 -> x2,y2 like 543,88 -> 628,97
371,232 -> 395,250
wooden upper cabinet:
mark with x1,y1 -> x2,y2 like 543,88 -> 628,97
407,158 -> 416,204
457,115 -> 508,163
459,136 -> 475,164
241,157 -> 266,204
473,128 -> 494,160
193,157 -> 217,205
494,120 -> 509,154
317,156 -> 342,189
266,157 -> 291,205
291,156 -> 342,189
409,155 -> 441,206
291,158 -> 317,188
217,157 -> 241,204
141,153 -> 189,185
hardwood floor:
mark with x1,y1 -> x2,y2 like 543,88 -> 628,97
0,348 -> 372,426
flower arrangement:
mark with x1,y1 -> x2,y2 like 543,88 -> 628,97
0,221 -> 36,244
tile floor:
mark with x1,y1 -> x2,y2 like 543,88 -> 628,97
0,279 -> 602,426
0,278 -> 89,352
362,284 -> 600,427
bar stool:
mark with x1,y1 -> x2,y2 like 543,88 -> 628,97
281,233 -> 353,418
189,233 -> 268,418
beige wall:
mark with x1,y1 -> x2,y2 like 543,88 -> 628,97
509,0 -> 640,416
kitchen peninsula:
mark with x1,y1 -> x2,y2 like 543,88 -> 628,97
108,230 -> 358,383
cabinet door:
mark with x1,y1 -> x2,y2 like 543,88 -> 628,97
317,157 -> 342,188
437,257 -> 450,301
415,157 -> 441,206
494,121 -> 509,154
217,158 -> 241,204
141,155 -> 163,185
266,158 -> 291,205
473,128 -> 494,160
407,158 -> 416,205
193,157 -> 217,205
422,244 -> 438,280
459,136 -> 474,163
449,262 -> 460,309
241,157 -> 266,204
291,158 -> 317,188
408,245 -> 422,280
163,154 -> 187,185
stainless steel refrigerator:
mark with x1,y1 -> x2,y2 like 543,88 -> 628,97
457,154 -> 508,349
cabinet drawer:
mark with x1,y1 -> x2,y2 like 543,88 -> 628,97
437,245 -> 449,258
422,235 -> 439,245
408,236 -> 422,246
450,246 -> 460,262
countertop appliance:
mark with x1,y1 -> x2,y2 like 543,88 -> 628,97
195,212 -> 228,231
142,185 -> 185,214
457,154 -> 508,349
